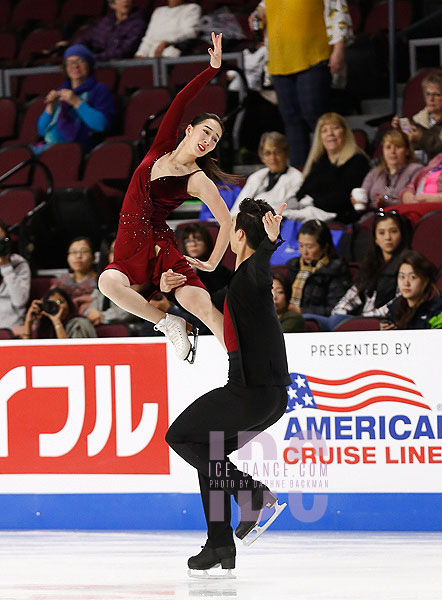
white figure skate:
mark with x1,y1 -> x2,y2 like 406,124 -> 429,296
154,313 -> 198,363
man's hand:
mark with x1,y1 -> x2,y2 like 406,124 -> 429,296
160,269 -> 187,293
263,203 -> 286,243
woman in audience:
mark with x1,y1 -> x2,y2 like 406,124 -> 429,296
86,234 -> 142,331
272,273 -> 305,333
52,236 -> 98,315
400,152 -> 442,204
358,130 -> 422,210
230,131 -> 303,216
329,210 -> 411,327
392,69 -> 442,162
285,219 -> 351,318
380,250 -> 442,330
35,44 -> 115,154
181,222 -> 231,312
0,221 -> 31,333
22,288 -> 97,339
283,112 -> 370,224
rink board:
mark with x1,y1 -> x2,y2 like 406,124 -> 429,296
0,332 -> 441,530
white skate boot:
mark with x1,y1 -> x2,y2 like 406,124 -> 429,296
154,313 -> 198,363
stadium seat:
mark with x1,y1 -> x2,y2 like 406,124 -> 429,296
30,276 -> 55,302
412,210 -> 442,268
17,72 -> 65,103
0,146 -> 33,186
18,29 -> 63,64
363,0 -> 412,34
304,319 -> 321,332
95,67 -> 118,92
81,141 -> 134,186
0,188 -> 36,227
0,99 -> 17,142
0,0 -> 11,29
0,32 -> 18,62
36,143 -> 83,189
0,329 -> 15,339
60,0 -> 105,21
334,317 -> 381,331
352,128 -> 369,152
109,88 -> 171,141
95,323 -> 129,337
117,65 -> 155,96
181,85 -> 226,129
11,0 -> 58,27
401,69 -> 432,119
3,97 -> 45,146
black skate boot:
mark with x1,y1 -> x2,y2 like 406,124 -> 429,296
235,485 -> 286,546
187,542 -> 236,579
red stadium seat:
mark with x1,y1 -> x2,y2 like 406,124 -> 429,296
95,67 -> 118,92
401,69 -> 432,119
110,88 -> 171,141
352,128 -> 369,152
0,0 -> 11,29
0,146 -> 32,186
117,65 -> 155,96
95,323 -> 129,337
412,210 -> 442,268
36,143 -> 83,189
363,0 -> 412,34
60,0 -> 105,21
0,99 -> 17,141
0,188 -> 36,227
0,32 -> 18,62
18,29 -> 63,64
334,317 -> 381,331
304,319 -> 321,332
181,85 -> 226,129
17,72 -> 65,103
81,141 -> 134,185
0,329 -> 15,339
30,276 -> 55,302
3,98 -> 45,146
12,0 -> 58,27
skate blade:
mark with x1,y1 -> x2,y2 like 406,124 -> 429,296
185,326 -> 199,364
243,501 -> 287,546
187,567 -> 236,580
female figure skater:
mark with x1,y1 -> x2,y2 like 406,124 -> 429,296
98,32 -> 232,362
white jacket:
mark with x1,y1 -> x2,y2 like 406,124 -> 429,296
136,3 -> 201,58
230,166 -> 303,216
0,253 -> 31,329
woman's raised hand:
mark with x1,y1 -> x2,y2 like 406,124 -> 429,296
208,32 -> 222,69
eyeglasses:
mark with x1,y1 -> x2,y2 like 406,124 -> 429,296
424,91 -> 442,98
65,58 -> 86,67
184,237 -> 204,244
68,249 -> 92,256
261,150 -> 285,158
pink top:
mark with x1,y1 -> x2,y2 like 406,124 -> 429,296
423,169 -> 440,194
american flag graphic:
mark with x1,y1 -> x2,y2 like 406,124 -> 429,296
286,370 -> 430,413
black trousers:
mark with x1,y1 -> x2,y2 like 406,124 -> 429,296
165,353 -> 288,548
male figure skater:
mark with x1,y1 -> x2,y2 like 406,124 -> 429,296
165,199 -> 290,577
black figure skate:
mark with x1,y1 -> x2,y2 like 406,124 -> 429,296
235,485 -> 287,546
187,542 -> 236,579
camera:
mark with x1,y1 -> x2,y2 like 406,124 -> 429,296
41,299 -> 60,315
0,237 -> 12,257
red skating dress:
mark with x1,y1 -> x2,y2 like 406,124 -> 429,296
106,65 -> 219,291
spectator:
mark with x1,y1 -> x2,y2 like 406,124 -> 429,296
381,250 -> 442,330
73,0 -> 147,61
358,130 -> 422,211
34,44 -> 115,154
328,210 -> 411,328
272,273 -> 305,333
230,132 -> 303,216
285,219 -> 351,318
135,0 -> 201,58
283,113 -> 370,224
254,0 -> 353,167
22,288 -> 97,339
86,234 -> 143,330
52,236 -> 98,315
181,222 -> 231,312
401,152 -> 442,204
393,69 -> 442,162
0,221 -> 31,332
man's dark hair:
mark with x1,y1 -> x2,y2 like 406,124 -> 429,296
235,198 -> 275,250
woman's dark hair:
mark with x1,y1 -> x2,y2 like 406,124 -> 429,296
297,219 -> 337,259
356,211 -> 411,294
182,223 -> 213,261
271,270 -> 291,307
190,113 -> 241,185
36,287 -> 76,339
235,197 -> 275,250
393,250 -> 438,329
97,231 -> 117,274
